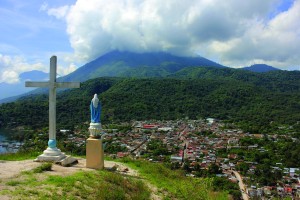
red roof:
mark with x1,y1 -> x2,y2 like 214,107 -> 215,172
284,187 -> 292,193
117,152 -> 128,158
178,150 -> 183,156
143,124 -> 158,129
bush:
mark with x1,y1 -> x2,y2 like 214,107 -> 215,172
33,162 -> 52,173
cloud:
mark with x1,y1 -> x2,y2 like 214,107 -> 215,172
57,63 -> 77,76
43,0 -> 298,69
0,54 -> 46,83
207,0 -> 300,68
1,70 -> 20,84
39,2 -> 48,12
48,5 -> 70,19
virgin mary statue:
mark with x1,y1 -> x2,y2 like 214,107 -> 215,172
90,94 -> 101,123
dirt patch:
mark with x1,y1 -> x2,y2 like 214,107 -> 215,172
0,158 -> 139,179
0,160 -> 42,179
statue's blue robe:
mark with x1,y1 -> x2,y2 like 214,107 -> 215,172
90,101 -> 101,123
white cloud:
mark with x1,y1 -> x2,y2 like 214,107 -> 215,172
207,0 -> 300,69
40,0 -> 299,69
57,63 -> 77,76
1,70 -> 20,84
0,52 -> 78,83
39,2 -> 48,12
0,54 -> 46,83
48,5 -> 70,19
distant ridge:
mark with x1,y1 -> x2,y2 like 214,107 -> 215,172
242,64 -> 280,72
19,70 -> 49,81
0,70 -> 48,103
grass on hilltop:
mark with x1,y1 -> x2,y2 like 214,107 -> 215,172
0,152 -> 230,199
119,157 -> 230,200
0,152 -> 150,199
0,151 -> 41,161
1,166 -> 150,200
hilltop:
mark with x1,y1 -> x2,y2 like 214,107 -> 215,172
242,64 -> 281,73
0,156 -> 230,199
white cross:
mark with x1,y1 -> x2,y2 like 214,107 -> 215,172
26,56 -> 80,148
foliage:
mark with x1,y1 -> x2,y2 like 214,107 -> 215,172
104,140 -> 127,154
1,67 -> 300,134
231,136 -> 300,167
146,139 -> 171,156
236,162 -> 250,175
208,163 -> 222,174
212,177 -> 241,200
32,163 -> 52,173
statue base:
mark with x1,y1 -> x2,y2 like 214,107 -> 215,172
86,138 -> 104,169
89,122 -> 102,138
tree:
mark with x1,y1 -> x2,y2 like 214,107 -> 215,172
208,163 -> 221,175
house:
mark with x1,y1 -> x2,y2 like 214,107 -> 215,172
143,124 -> 159,129
228,154 -> 238,160
227,138 -> 239,145
290,168 -> 299,177
117,152 -> 129,158
158,127 -> 173,132
248,144 -> 258,149
171,156 -> 183,162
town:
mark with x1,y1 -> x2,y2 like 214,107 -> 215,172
71,118 -> 300,199
8,118 -> 300,199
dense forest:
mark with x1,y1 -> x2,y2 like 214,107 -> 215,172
0,67 -> 300,133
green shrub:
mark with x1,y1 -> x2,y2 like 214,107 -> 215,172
33,162 -> 52,173
6,180 -> 21,186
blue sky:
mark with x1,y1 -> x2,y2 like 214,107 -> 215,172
0,1 -> 73,55
0,0 -> 299,85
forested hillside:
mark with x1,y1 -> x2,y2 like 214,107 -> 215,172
0,67 -> 300,133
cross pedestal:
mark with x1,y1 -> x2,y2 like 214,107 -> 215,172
26,56 -> 80,163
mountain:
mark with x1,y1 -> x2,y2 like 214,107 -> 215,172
19,70 -> 49,81
0,51 -> 225,103
0,51 -> 287,103
1,68 -> 300,133
169,66 -> 300,91
242,64 -> 281,72
0,70 -> 48,101
61,51 -> 225,81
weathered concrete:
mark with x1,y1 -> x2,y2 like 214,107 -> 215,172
86,138 -> 104,169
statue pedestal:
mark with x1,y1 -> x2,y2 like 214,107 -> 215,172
89,123 -> 102,138
86,138 -> 104,169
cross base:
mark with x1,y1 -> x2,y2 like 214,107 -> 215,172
35,147 -> 66,162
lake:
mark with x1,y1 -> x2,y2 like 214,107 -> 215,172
0,129 -> 22,154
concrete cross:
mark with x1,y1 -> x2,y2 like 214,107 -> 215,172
26,56 -> 80,150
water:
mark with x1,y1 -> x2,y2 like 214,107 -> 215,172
0,129 -> 21,154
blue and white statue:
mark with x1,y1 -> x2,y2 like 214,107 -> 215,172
90,94 -> 101,123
